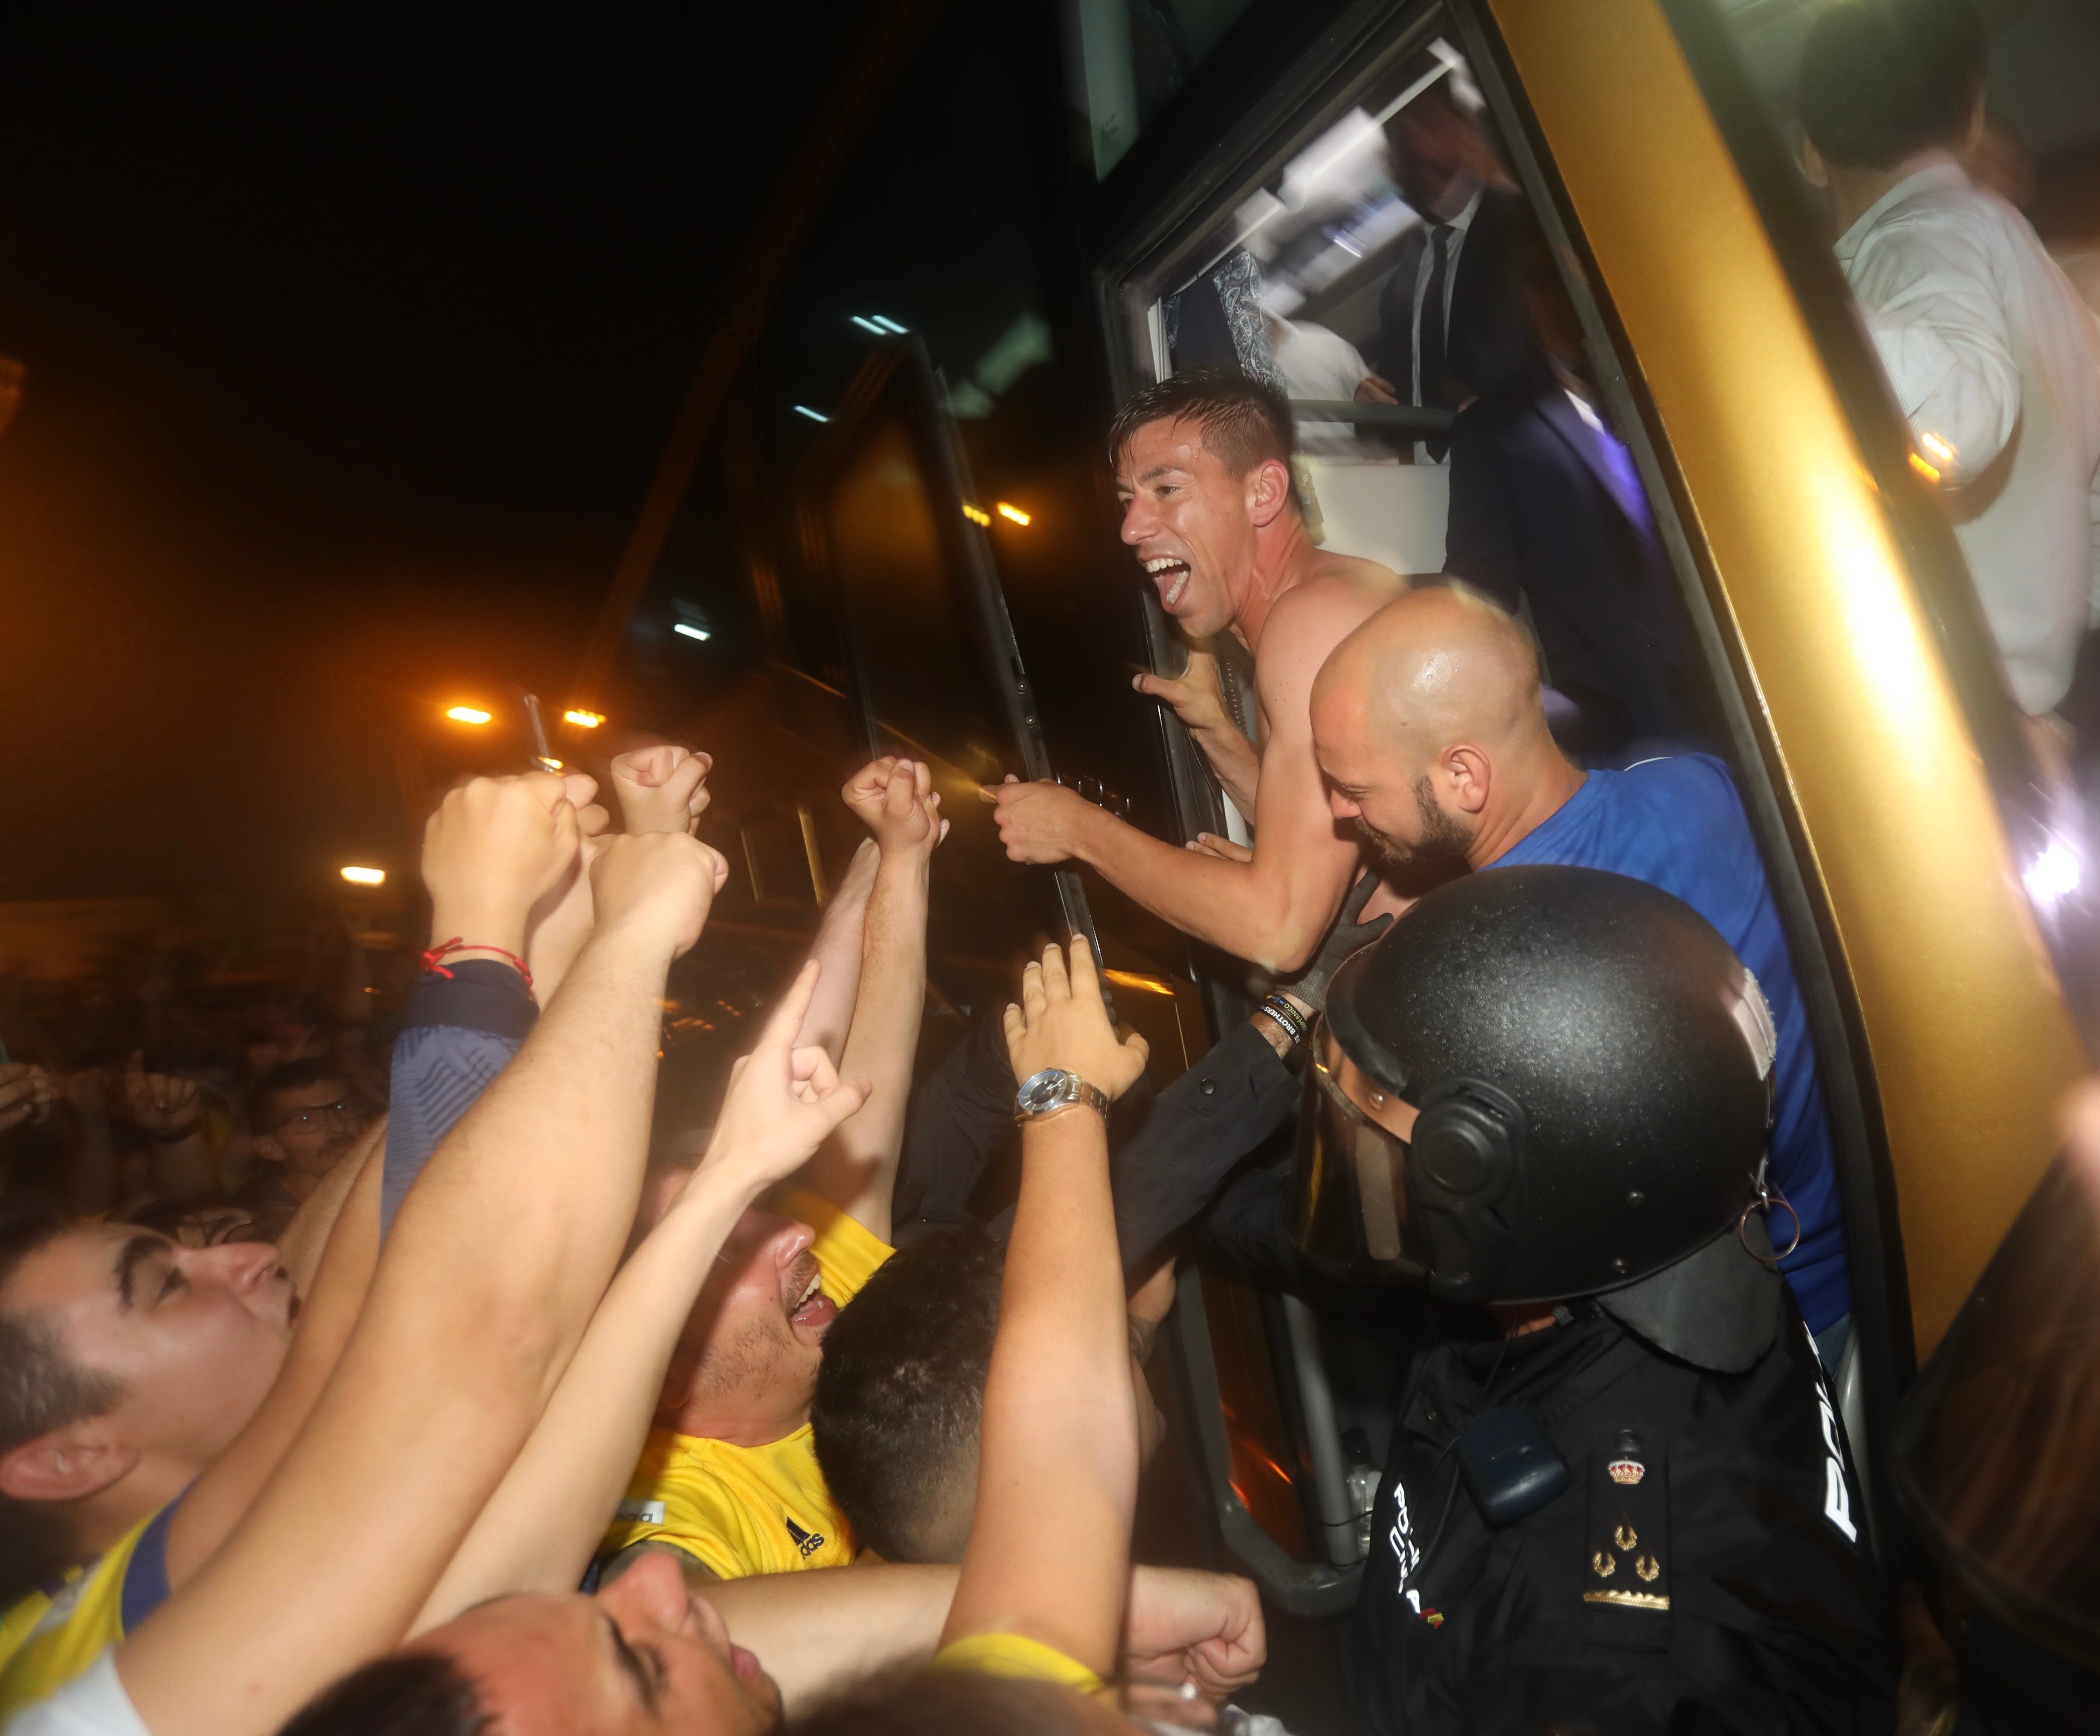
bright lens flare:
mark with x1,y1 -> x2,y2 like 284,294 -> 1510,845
2024,836 -> 2081,910
563,709 -> 604,729
340,866 -> 386,887
445,705 -> 492,725
996,502 -> 1032,526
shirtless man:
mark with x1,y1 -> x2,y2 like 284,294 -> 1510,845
983,368 -> 1406,973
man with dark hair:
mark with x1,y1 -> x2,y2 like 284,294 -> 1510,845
810,1229 -> 1001,1564
810,1230 -> 1173,1567
1800,0 -> 2100,756
1353,75 -> 1541,459
239,1058 -> 370,1239
986,368 -> 1407,974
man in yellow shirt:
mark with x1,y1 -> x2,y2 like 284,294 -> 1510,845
597,754 -> 944,1586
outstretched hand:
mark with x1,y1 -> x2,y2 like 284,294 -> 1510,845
699,959 -> 872,1196
843,756 -> 948,858
1002,935 -> 1149,1101
610,744 -> 712,836
0,1062 -> 54,1136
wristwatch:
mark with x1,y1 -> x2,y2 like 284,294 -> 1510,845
1013,1068 -> 1111,1125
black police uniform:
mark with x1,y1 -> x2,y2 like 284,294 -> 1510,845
1349,1300 -> 1896,1735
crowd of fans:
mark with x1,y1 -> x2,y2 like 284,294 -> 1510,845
0,2 -> 2092,1731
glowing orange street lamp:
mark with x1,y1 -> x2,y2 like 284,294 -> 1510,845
340,866 -> 386,887
446,705 -> 492,725
563,709 -> 605,729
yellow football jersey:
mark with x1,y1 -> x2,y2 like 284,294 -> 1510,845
601,1191 -> 892,1581
0,1503 -> 174,1720
934,1632 -> 1107,1697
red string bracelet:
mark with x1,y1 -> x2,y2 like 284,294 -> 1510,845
420,937 -> 534,992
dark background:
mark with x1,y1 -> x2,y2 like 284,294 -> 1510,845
0,9 -> 859,902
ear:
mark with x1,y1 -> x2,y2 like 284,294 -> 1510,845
1246,458 -> 1295,529
1442,744 -> 1493,816
249,1131 -> 285,1166
1798,135 -> 1829,189
0,1430 -> 138,1504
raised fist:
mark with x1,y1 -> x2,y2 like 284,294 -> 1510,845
422,773 -> 581,944
588,831 -> 730,959
121,1051 -> 202,1138
843,757 -> 947,859
610,745 -> 713,836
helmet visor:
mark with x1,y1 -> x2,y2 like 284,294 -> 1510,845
1291,1022 -> 1428,1283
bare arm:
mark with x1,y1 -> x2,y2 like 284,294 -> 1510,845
794,758 -> 943,1239
1134,648 -> 1261,811
989,605 -> 1358,972
410,963 -> 868,1627
274,1114 -> 385,1296
709,1563 -> 962,1714
119,783 -> 715,1736
943,939 -> 1150,1674
795,838 -> 879,1065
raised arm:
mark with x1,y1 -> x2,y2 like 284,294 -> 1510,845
942,937 -> 1149,1675
987,596 -> 1362,973
411,960 -> 870,1625
118,780 -> 722,1736
794,757 -> 945,1240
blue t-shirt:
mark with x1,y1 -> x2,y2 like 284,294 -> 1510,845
1488,753 -> 1849,1332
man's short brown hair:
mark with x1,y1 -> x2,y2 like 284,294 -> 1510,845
1108,367 -> 1297,480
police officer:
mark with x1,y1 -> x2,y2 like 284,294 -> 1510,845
1294,864 -> 1896,1733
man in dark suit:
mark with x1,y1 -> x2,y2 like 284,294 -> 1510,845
1442,201 -> 1696,755
1355,78 -> 1540,455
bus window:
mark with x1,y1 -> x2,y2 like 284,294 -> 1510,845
1064,0 -> 1266,179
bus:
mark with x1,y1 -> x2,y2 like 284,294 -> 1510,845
576,0 -> 2100,1714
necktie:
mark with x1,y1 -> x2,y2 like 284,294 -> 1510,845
1418,223 -> 1455,460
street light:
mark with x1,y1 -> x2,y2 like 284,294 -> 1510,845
446,705 -> 492,725
564,709 -> 605,729
340,866 -> 386,887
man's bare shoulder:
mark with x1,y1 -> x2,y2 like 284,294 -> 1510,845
1259,558 -> 1409,677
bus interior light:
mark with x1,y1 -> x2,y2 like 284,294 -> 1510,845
871,315 -> 907,334
674,623 -> 712,642
794,405 -> 829,423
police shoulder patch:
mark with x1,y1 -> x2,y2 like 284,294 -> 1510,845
1582,1429 -> 1671,1650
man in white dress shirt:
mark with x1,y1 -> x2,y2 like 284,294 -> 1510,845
1801,0 -> 2100,760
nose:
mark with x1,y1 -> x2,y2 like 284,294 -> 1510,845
1120,493 -> 1156,547
194,1238 -> 284,1292
597,1548 -> 697,1639
769,1219 -> 816,1270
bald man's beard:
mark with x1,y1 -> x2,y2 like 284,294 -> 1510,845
1352,776 -> 1475,877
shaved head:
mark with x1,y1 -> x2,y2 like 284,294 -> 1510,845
1313,585 -> 1570,876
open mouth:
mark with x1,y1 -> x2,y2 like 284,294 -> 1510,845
1142,554 -> 1192,612
787,1264 -> 835,1334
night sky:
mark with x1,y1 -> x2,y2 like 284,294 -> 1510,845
0,9 -> 858,903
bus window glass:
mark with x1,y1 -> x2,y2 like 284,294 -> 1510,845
1063,0 -> 1264,179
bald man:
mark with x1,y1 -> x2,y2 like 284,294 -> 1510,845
983,369 -> 1406,974
1311,586 -> 1853,1363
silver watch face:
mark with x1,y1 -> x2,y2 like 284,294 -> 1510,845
1017,1068 -> 1074,1115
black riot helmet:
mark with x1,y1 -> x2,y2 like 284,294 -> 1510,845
1292,865 -> 1780,1343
